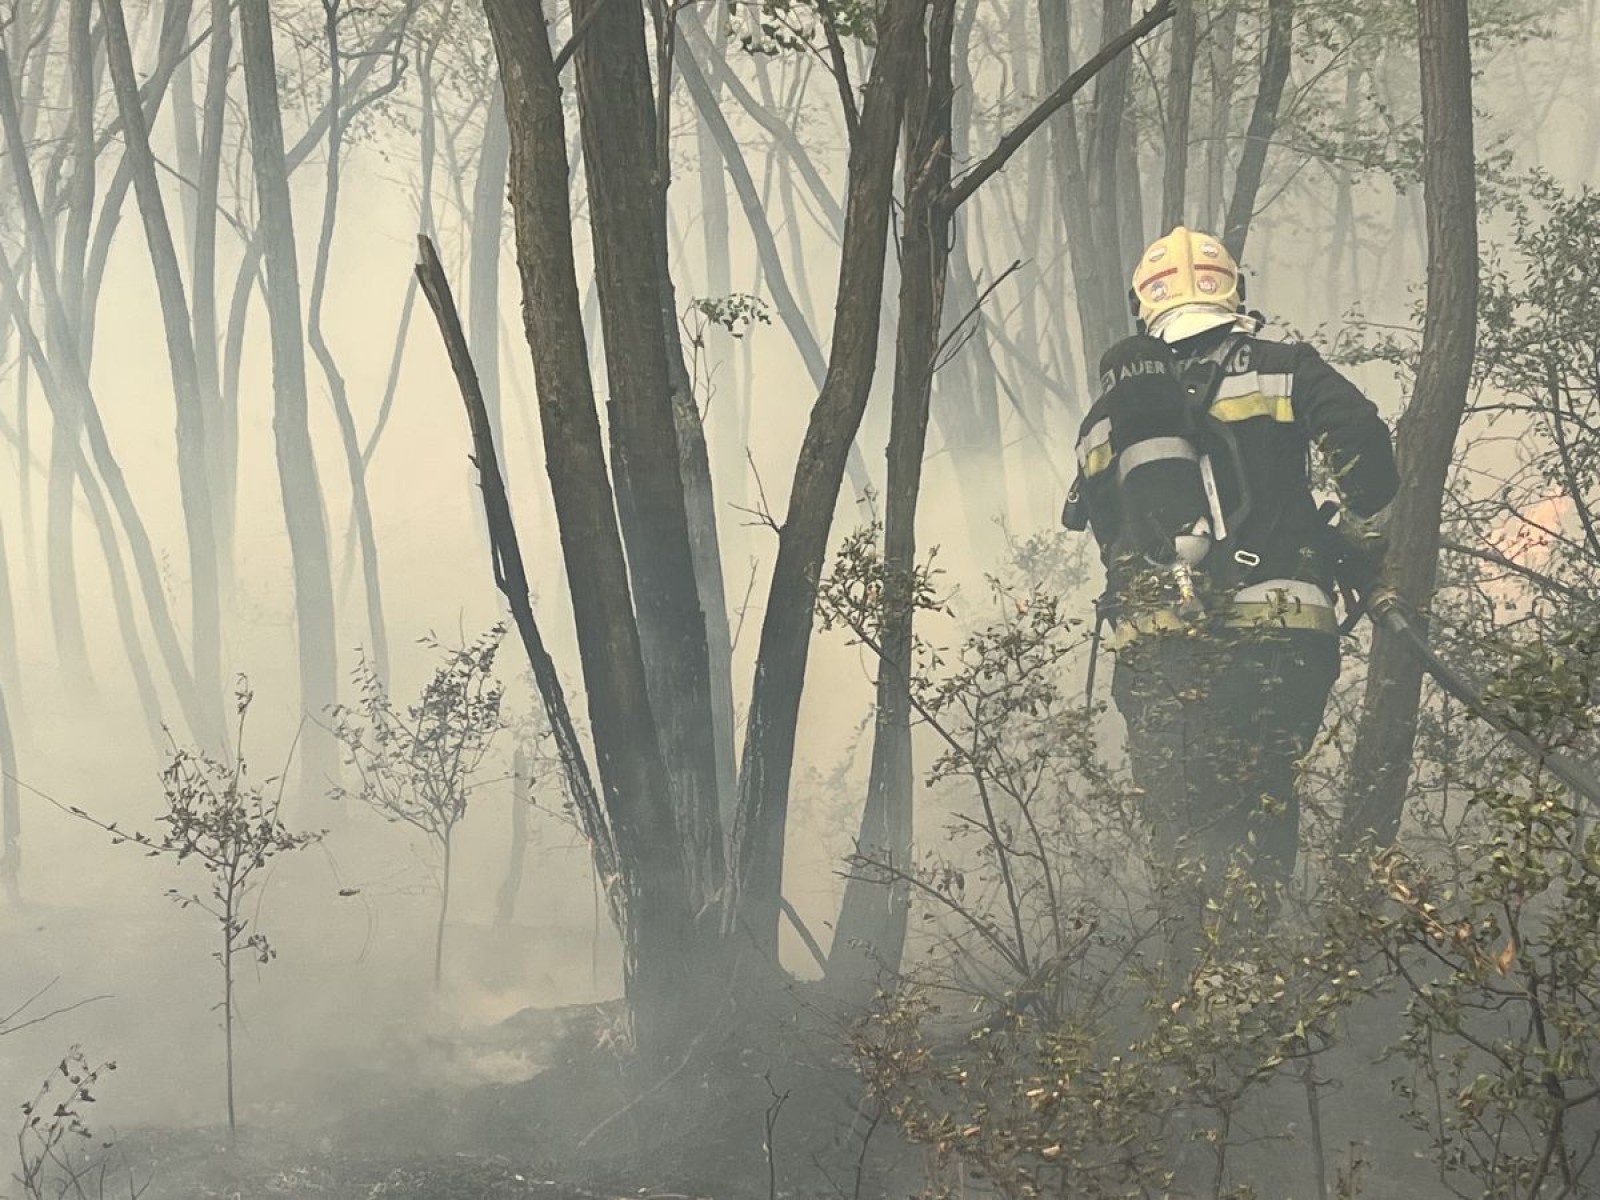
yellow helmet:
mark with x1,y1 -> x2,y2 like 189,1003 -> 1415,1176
1130,226 -> 1242,343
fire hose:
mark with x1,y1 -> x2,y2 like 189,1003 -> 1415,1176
1319,508 -> 1600,812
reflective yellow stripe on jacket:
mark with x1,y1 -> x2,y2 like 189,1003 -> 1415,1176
1209,372 -> 1294,424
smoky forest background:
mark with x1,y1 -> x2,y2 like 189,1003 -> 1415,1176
1,0 -> 1599,1195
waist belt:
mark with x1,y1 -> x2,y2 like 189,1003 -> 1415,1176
1110,578 -> 1337,648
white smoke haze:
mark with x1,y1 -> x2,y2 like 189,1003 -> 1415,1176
0,0 -> 1597,1195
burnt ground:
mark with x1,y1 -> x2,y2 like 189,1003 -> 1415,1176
95,990 -> 922,1200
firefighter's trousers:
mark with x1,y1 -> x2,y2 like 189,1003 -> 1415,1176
1111,627 -> 1339,892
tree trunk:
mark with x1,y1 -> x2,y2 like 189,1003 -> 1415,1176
307,0 -> 391,685
676,36 -> 877,507
1161,0 -> 1196,229
495,747 -> 531,927
0,42 -> 207,741
469,87 -> 510,462
0,257 -> 167,749
1222,0 -> 1293,261
1342,0 -> 1477,847
572,0 -> 725,912
1040,0 -> 1119,364
1201,4 -> 1238,232
101,0 -> 225,749
0,675 -> 18,908
481,0 -> 695,1057
731,0 -> 927,958
1087,0 -> 1134,346
828,0 -> 956,997
193,0 -> 235,601
48,0 -> 98,689
239,0 -> 340,796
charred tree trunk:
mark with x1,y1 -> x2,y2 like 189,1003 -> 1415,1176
730,0 -> 927,959
481,0 -> 696,1056
1343,0 -> 1477,847
572,0 -> 725,912
239,0 -> 340,794
828,0 -> 956,997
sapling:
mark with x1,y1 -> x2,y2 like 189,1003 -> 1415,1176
331,626 -> 506,988
15,1048 -> 144,1200
70,683 -> 321,1140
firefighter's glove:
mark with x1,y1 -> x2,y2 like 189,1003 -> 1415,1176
1335,504 -> 1391,593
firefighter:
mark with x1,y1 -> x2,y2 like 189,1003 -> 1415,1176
1065,226 -> 1399,909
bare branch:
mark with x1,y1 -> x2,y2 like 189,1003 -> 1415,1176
942,0 -> 1175,213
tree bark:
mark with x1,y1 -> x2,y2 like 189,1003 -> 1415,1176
828,0 -> 956,997
239,0 -> 340,795
572,0 -> 725,911
731,0 -> 927,958
1342,0 -> 1477,847
481,0 -> 695,1056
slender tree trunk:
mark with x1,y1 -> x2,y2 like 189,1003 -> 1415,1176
482,0 -> 696,1057
1087,0 -> 1134,344
1161,0 -> 1196,228
0,677 -> 18,907
307,0 -> 390,684
731,0 -> 927,957
0,43 -> 208,740
1040,0 -> 1118,364
45,0 -> 98,690
435,834 -> 452,988
1201,5 -> 1238,232
677,40 -> 876,506
469,88 -> 510,462
684,6 -> 741,514
102,0 -> 225,749
239,0 -> 340,795
1222,0 -> 1294,261
495,747 -> 530,927
0,259 -> 166,747
828,0 -> 955,996
194,0 -> 235,600
1343,0 -> 1477,847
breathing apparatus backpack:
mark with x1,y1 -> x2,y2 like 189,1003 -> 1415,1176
1067,335 -> 1230,609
